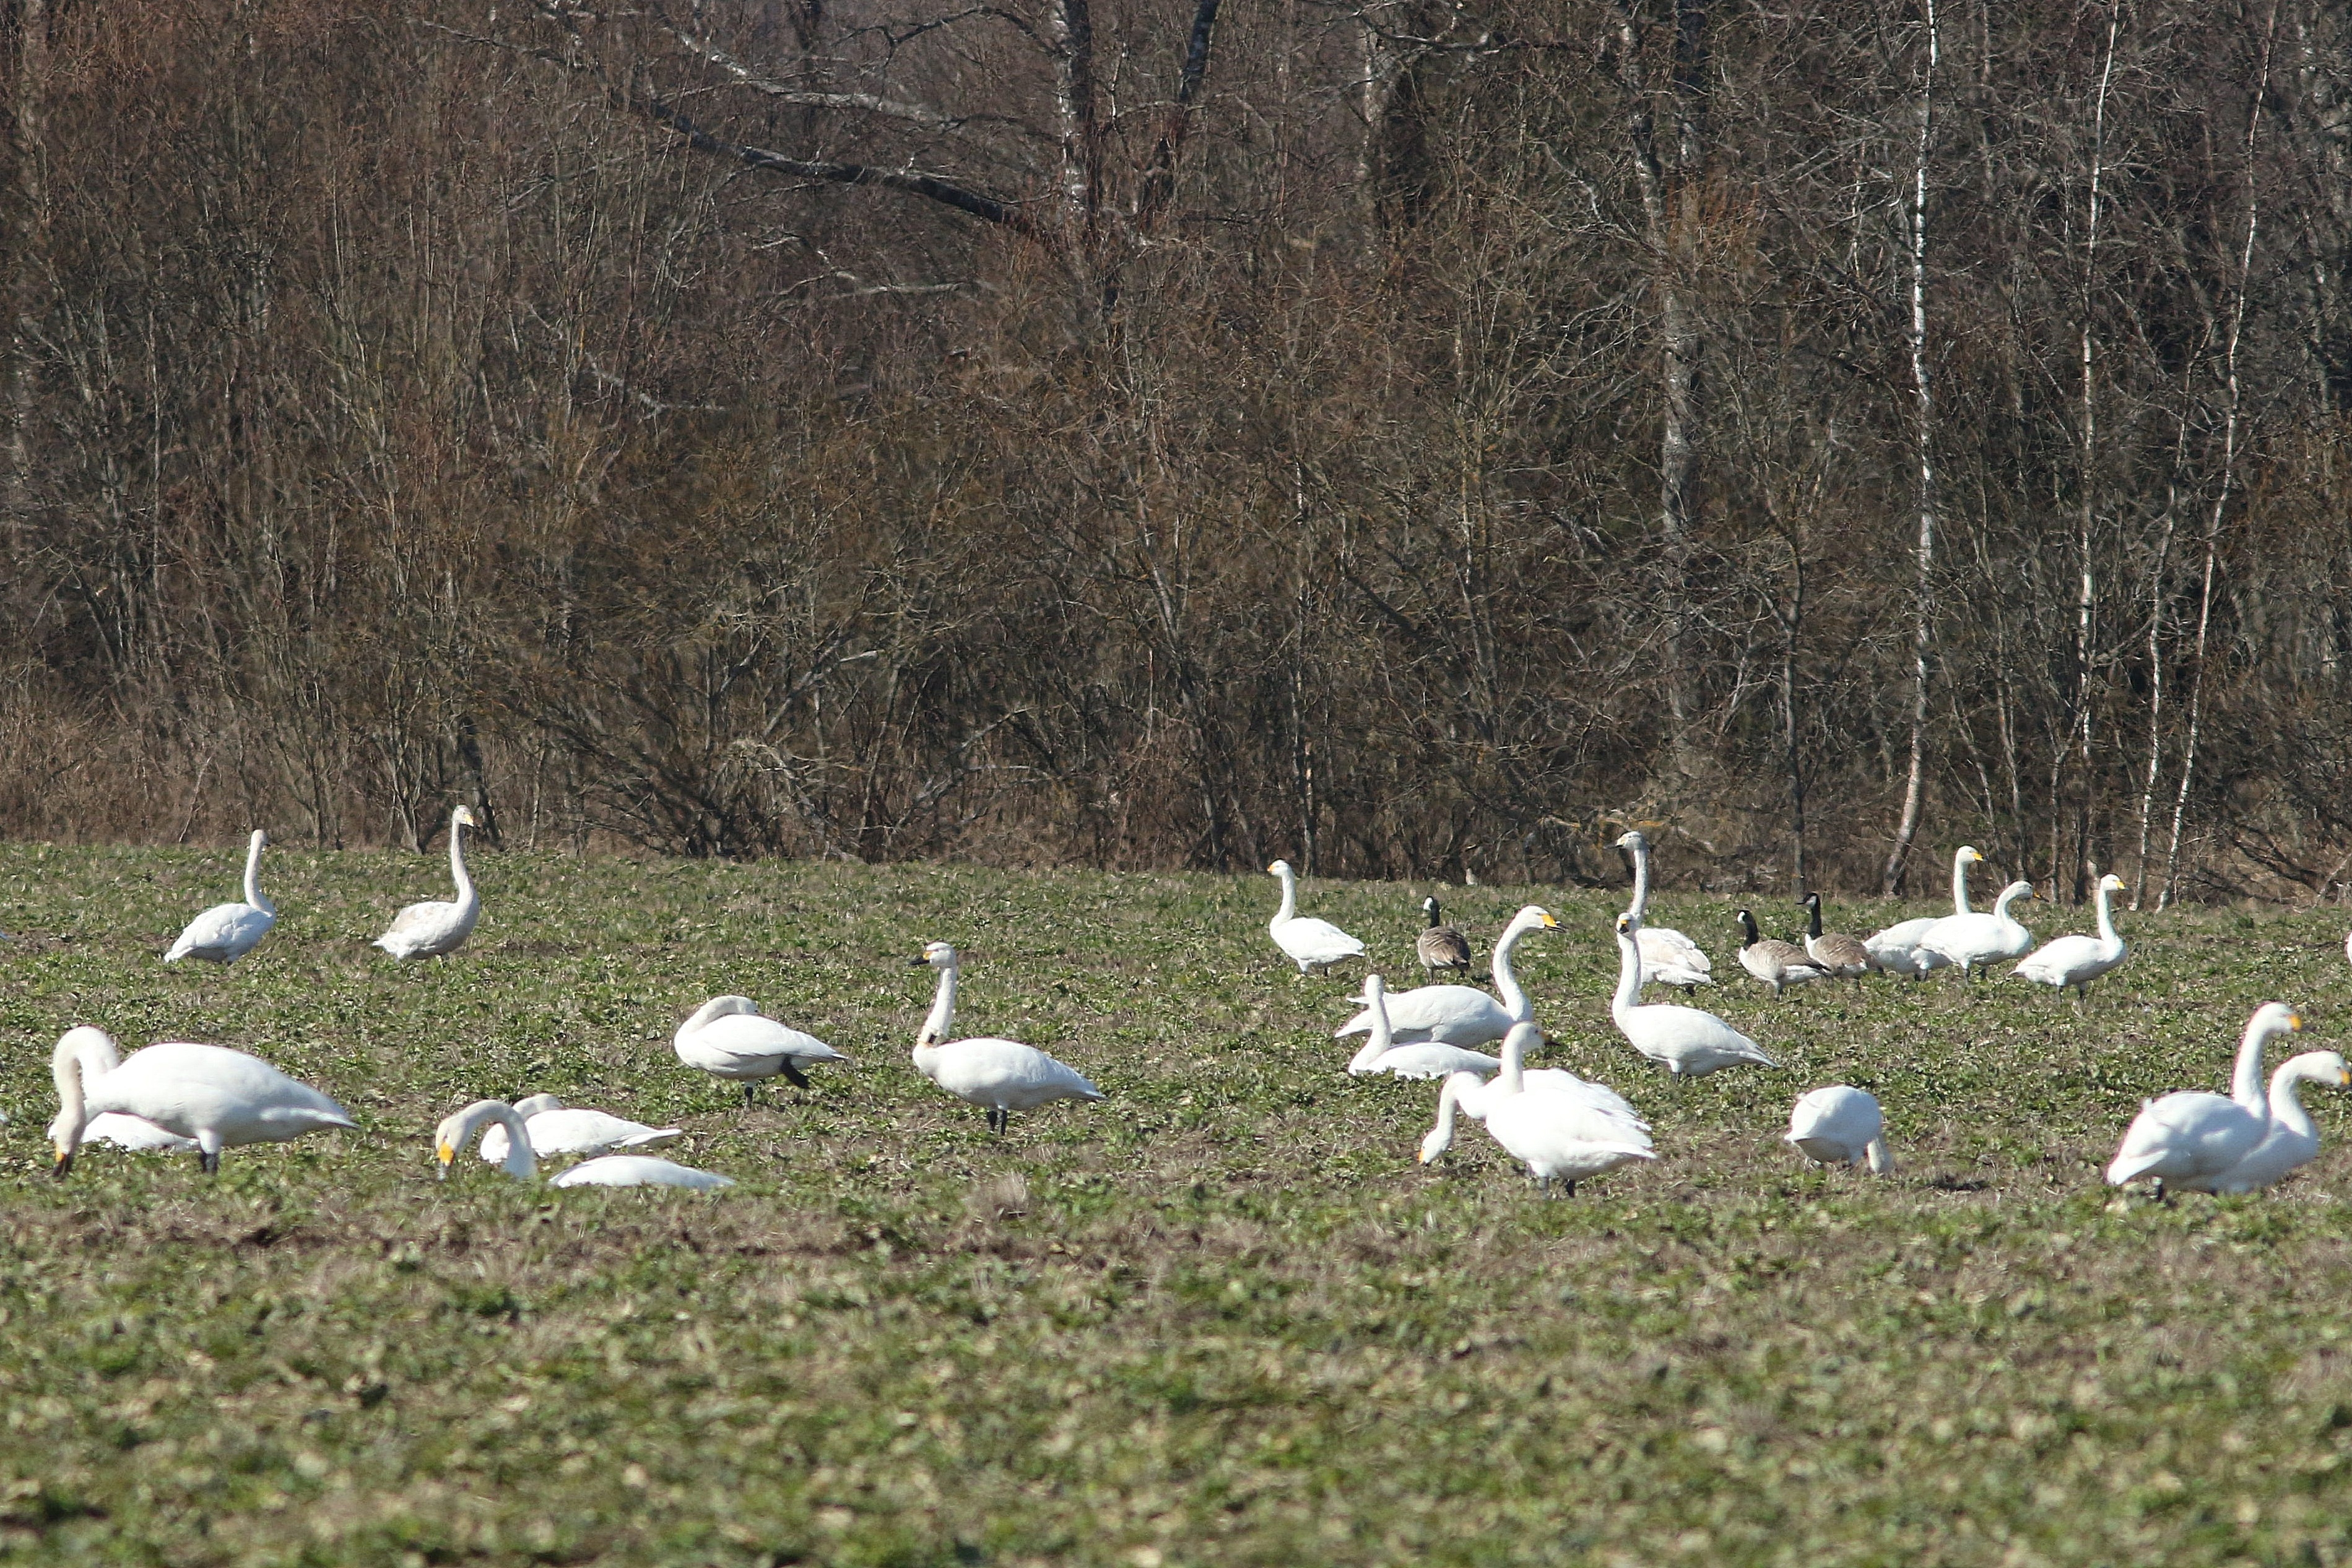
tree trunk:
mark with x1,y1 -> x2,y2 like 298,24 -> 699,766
2068,4 -> 2120,907
4,0 -> 48,550
1883,0 -> 1939,897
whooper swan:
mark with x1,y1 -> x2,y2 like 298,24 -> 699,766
477,1093 -> 683,1164
164,829 -> 277,964
1345,973 -> 1500,1080
1610,914 -> 1776,1077
1418,1021 -> 1653,1195
1615,831 -> 1713,990
1784,1086 -> 1891,1172
1914,879 -> 2035,982
1335,904 -> 1558,1048
436,1099 -> 733,1190
373,805 -> 484,960
2012,872 -> 2129,1000
49,1025 -> 355,1175
2207,1051 -> 2352,1195
2106,1003 -> 2302,1199
909,942 -> 1103,1132
1265,861 -> 1367,973
1866,845 -> 1982,978
674,996 -> 851,1106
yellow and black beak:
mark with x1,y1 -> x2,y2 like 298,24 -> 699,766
906,955 -> 931,968
1540,912 -> 1560,929
435,1141 -> 456,1177
52,1142 -> 73,1179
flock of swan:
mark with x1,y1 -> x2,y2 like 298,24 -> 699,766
19,815 -> 2344,1205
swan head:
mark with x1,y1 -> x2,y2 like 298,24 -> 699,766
1356,973 -> 1387,1003
1996,880 -> 2035,905
1957,846 -> 1982,864
1613,830 -> 1647,853
2250,1002 -> 2303,1041
1615,911 -> 1638,937
911,941 -> 958,971
1508,905 -> 1560,935
2285,1050 -> 2351,1089
1266,860 -> 1295,880
2098,873 -> 2125,894
250,828 -> 269,850
452,805 -> 480,829
436,1099 -> 534,1180
512,1094 -> 564,1117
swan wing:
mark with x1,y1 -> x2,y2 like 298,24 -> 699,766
1271,916 -> 1366,969
677,1010 -> 843,1068
95,1043 -> 354,1145
165,903 -> 275,963
1334,984 -> 1512,1044
1361,1044 -> 1502,1081
928,1039 -> 1103,1108
552,1156 -> 734,1190
531,1109 -> 683,1156
1636,927 -> 1712,975
81,1112 -> 201,1152
2106,1091 -> 2263,1185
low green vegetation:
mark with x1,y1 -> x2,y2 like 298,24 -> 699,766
4,844 -> 2351,1566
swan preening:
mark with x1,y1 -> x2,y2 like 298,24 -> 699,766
2106,1003 -> 2306,1198
165,829 -> 276,964
910,942 -> 1103,1131
1611,914 -> 1775,1076
477,1094 -> 683,1163
374,805 -> 484,960
1866,845 -> 1982,978
1915,878 -> 2036,981
1417,1021 -> 1653,1194
1266,861 -> 1366,973
1335,905 -> 1558,1047
1735,909 -> 1832,995
1786,1086 -> 1891,1173
1615,831 -> 1713,990
674,996 -> 851,1104
2013,873 -> 2129,998
50,1026 -> 354,1174
1345,973 -> 1501,1080
436,1099 -> 734,1190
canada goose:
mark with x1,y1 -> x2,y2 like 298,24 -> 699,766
909,943 -> 1104,1132
1265,860 -> 1367,973
1610,915 -> 1776,1077
1417,896 -> 1473,975
1799,894 -> 1875,984
164,829 -> 276,964
1334,906 -> 1558,1047
1915,880 -> 2035,981
2013,872 -> 2128,1000
1784,1086 -> 1891,1172
1735,909 -> 1833,995
2106,1003 -> 2301,1198
2207,1052 -> 2352,1194
48,1026 -> 355,1176
1866,845 -> 1983,977
1417,1022 -> 1654,1195
674,996 -> 851,1105
373,805 -> 483,959
1613,831 -> 1713,990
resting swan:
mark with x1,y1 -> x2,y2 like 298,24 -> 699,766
436,1099 -> 733,1190
373,805 -> 483,960
1335,905 -> 1558,1047
910,942 -> 1103,1131
2207,1051 -> 2352,1194
1417,1021 -> 1653,1194
1615,831 -> 1713,990
2013,872 -> 2128,999
49,1026 -> 354,1174
1346,973 -> 1501,1080
1867,845 -> 1982,978
2106,1003 -> 2302,1198
674,996 -> 851,1105
477,1093 -> 683,1163
165,829 -> 276,964
1610,914 -> 1775,1076
1784,1086 -> 1891,1172
1265,860 -> 1366,973
1914,879 -> 2035,981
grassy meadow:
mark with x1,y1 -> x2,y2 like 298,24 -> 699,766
4,842 -> 2352,1566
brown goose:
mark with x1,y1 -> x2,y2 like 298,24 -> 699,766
1736,909 -> 1834,995
1800,893 -> 1877,985
1417,896 -> 1473,976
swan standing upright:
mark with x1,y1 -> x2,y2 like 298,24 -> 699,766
909,943 -> 1103,1131
49,1026 -> 355,1174
674,996 -> 851,1104
1609,914 -> 1776,1077
164,829 -> 277,964
2012,872 -> 2129,1000
436,1099 -> 733,1189
1914,880 -> 2036,982
1265,861 -> 1366,973
1417,1021 -> 1653,1194
373,805 -> 484,960
2106,1003 -> 2302,1198
2206,1052 -> 2352,1194
1615,831 -> 1713,990
1867,846 -> 1983,978
1345,973 -> 1501,1081
1334,905 -> 1559,1047
1784,1086 -> 1891,1172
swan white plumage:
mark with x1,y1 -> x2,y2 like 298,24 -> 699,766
1914,879 -> 2036,981
1610,914 -> 1775,1076
674,996 -> 851,1105
51,1030 -> 199,1151
373,805 -> 483,960
1265,860 -> 1366,973
435,1099 -> 733,1190
2106,1003 -> 2302,1197
2013,872 -> 2129,999
49,1025 -> 355,1174
2207,1051 -> 2352,1195
477,1093 -> 683,1164
1784,1086 -> 1891,1172
1345,973 -> 1501,1080
1334,905 -> 1559,1047
910,942 -> 1103,1131
164,829 -> 277,964
1417,1021 -> 1653,1194
1615,831 -> 1713,990
1866,845 -> 1982,978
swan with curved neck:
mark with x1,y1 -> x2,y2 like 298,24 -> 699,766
1866,845 -> 1984,977
1609,914 -> 1775,1076
1346,973 -> 1501,1079
50,1026 -> 354,1175
374,805 -> 484,960
2012,872 -> 2129,1000
477,1094 -> 683,1164
674,995 -> 850,1105
2208,1051 -> 2352,1194
1916,878 -> 2035,981
1334,905 -> 1558,1047
1418,1021 -> 1652,1194
165,829 -> 278,964
436,1099 -> 733,1189
1785,1086 -> 1891,1173
910,943 -> 1104,1132
1615,831 -> 1713,990
2107,1002 -> 2303,1198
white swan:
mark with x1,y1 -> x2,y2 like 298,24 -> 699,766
1417,1021 -> 1653,1194
49,1025 -> 355,1174
910,943 -> 1103,1131
373,805 -> 483,960
436,1099 -> 733,1190
674,996 -> 851,1104
2106,1003 -> 2302,1197
50,1029 -> 199,1151
1610,914 -> 1775,1076
477,1093 -> 683,1164
1784,1086 -> 1891,1172
2013,872 -> 2128,998
1914,879 -> 2035,981
1345,974 -> 1501,1080
1867,845 -> 1982,978
1334,904 -> 1558,1047
1265,860 -> 1366,973
1615,831 -> 1713,990
164,829 -> 277,964
2208,1051 -> 2352,1194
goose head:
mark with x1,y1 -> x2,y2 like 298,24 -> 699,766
1735,908 -> 1761,946
1422,896 -> 1441,920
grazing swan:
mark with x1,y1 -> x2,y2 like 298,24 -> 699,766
1615,831 -> 1713,990
478,1093 -> 683,1164
1784,1086 -> 1891,1172
164,829 -> 277,964
2208,1052 -> 2352,1195
674,996 -> 851,1105
49,1026 -> 355,1175
1867,845 -> 1983,978
50,1030 -> 199,1151
2106,1003 -> 2302,1198
374,805 -> 484,960
1265,860 -> 1366,973
1417,896 -> 1473,975
1610,914 -> 1776,1077
1418,1022 -> 1653,1195
1335,905 -> 1559,1047
436,1099 -> 732,1190
1915,879 -> 2036,981
1800,894 -> 1875,984
2013,872 -> 2129,1000
1735,909 -> 1833,995
1346,973 -> 1501,1080
909,942 -> 1103,1131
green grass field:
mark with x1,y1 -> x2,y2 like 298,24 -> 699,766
5,843 -> 2352,1566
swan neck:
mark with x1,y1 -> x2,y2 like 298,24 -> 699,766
2229,1019 -> 2273,1111
1626,840 -> 1652,920
1365,982 -> 1391,1054
1270,870 -> 1298,925
2267,1062 -> 2319,1140
50,1033 -> 90,1151
2093,881 -> 2119,943
1952,851 -> 1974,914
461,1101 -> 536,1179
1612,932 -> 1642,1019
1425,1077 -> 1462,1158
1491,918 -> 1531,1017
243,832 -> 271,912
448,814 -> 477,907
1496,1028 -> 1525,1096
919,964 -> 957,1049
1993,885 -> 2024,919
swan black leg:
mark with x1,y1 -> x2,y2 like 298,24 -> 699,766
199,1149 -> 220,1174
781,1061 -> 812,1090
742,1083 -> 757,1109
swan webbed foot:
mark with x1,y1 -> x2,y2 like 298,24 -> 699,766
781,1061 -> 812,1091
199,1150 -> 220,1175
741,1083 -> 758,1109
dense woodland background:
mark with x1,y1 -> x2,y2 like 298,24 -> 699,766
4,0 -> 2350,903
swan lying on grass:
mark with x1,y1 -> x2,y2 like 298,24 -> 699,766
436,1099 -> 733,1190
